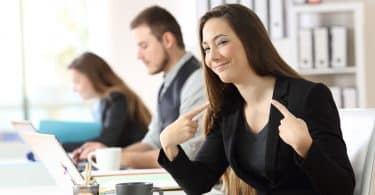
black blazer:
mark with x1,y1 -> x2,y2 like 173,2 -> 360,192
63,92 -> 147,152
158,76 -> 355,195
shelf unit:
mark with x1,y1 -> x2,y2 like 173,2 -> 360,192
289,2 -> 365,108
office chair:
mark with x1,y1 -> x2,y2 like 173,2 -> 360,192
339,109 -> 375,195
38,120 -> 101,143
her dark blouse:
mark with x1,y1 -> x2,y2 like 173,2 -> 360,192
236,118 -> 270,183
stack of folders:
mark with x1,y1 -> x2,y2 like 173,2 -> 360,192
292,0 -> 322,4
329,86 -> 357,108
298,26 -> 347,70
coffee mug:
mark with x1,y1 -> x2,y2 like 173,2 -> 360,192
87,147 -> 121,171
116,182 -> 164,195
73,182 -> 99,195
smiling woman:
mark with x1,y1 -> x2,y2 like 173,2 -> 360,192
158,4 -> 355,195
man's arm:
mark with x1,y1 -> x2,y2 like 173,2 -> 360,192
121,142 -> 161,168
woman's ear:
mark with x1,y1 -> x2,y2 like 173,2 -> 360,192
161,32 -> 175,49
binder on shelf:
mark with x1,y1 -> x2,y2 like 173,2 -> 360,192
292,0 -> 306,4
225,0 -> 238,3
239,0 -> 254,9
270,0 -> 285,39
254,0 -> 269,31
330,26 -> 347,68
197,0 -> 210,17
329,86 -> 342,108
313,27 -> 330,69
298,29 -> 314,69
343,87 -> 357,108
210,0 -> 224,9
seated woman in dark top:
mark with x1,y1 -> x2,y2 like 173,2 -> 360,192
63,52 -> 151,159
157,4 -> 355,195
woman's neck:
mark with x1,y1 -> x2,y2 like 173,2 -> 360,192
235,75 -> 276,106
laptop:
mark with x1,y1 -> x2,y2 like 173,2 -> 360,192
12,121 -> 85,186
12,121 -> 180,193
12,120 -> 88,165
11,120 -> 38,132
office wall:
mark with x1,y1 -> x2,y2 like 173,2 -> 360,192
363,0 -> 375,107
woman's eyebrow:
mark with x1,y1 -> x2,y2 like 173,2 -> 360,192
202,34 -> 229,45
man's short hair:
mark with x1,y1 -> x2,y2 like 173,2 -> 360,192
130,5 -> 185,49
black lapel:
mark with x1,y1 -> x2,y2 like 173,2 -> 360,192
265,76 -> 289,182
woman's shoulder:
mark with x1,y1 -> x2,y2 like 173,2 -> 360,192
280,76 -> 333,112
281,76 -> 329,94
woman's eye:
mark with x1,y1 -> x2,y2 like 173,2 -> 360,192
217,39 -> 228,46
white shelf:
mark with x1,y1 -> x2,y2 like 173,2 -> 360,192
299,67 -> 356,75
289,2 -> 365,108
292,2 -> 362,13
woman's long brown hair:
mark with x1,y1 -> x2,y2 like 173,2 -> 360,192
199,4 -> 302,195
68,52 -> 151,130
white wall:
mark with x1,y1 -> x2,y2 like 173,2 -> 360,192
363,0 -> 375,107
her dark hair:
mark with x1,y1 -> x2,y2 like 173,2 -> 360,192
68,52 -> 151,129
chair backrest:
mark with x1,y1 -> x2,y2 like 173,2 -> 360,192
339,109 -> 375,195
38,120 -> 101,143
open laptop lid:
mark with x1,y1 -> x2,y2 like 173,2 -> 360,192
11,120 -> 37,132
16,130 -> 84,186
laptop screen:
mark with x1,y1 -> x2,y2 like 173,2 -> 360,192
12,122 -> 84,186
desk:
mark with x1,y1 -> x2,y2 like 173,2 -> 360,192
0,188 -> 221,195
0,140 -> 223,195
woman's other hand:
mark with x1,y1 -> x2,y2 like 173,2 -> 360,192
271,100 -> 312,158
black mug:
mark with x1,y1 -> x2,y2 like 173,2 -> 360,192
115,182 -> 164,195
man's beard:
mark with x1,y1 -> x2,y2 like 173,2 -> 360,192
154,47 -> 170,74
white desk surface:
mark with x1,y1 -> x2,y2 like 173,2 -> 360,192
0,140 -> 223,195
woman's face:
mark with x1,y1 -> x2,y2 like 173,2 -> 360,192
69,69 -> 97,100
202,18 -> 251,83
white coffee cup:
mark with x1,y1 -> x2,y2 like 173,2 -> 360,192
87,147 -> 121,171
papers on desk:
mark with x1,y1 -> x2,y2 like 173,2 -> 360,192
92,168 -> 180,194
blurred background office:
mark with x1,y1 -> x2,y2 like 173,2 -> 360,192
0,0 -> 375,130
0,0 -> 375,194
0,0 -> 200,131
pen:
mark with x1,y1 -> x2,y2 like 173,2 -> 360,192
84,161 -> 93,185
